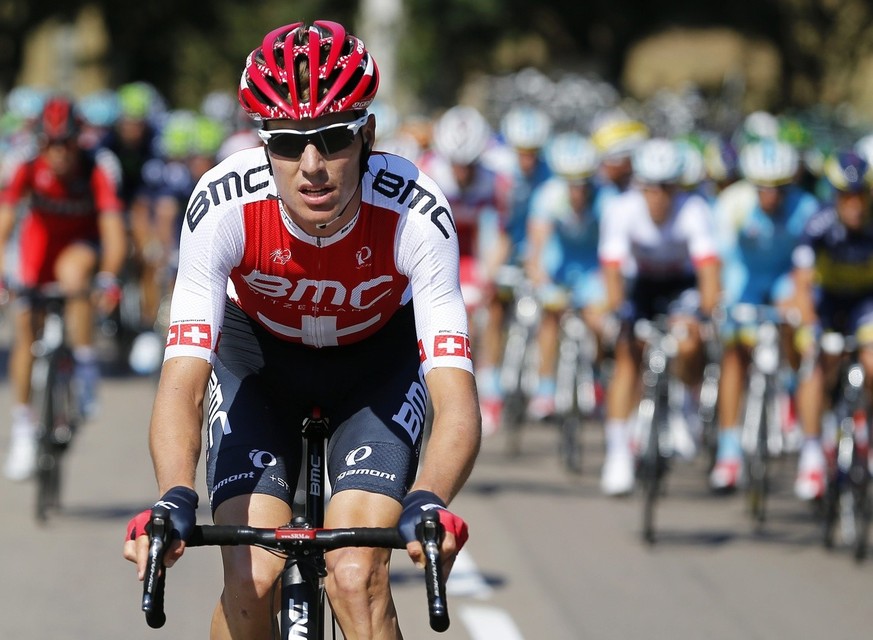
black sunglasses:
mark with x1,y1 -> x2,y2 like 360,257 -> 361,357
258,114 -> 368,159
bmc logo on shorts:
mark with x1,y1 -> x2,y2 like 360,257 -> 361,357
392,370 -> 428,442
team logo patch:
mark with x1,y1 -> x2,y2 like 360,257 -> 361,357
433,334 -> 472,359
166,322 -> 213,347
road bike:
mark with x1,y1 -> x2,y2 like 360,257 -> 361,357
27,285 -> 82,524
698,315 -> 722,472
734,304 -> 788,528
820,332 -> 872,562
553,309 -> 599,473
140,409 -> 451,638
497,269 -> 541,457
633,316 -> 681,544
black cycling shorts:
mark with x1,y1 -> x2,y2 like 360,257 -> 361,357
205,299 -> 426,514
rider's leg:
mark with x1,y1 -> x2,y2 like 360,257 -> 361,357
4,303 -> 38,480
211,493 -> 291,640
794,346 -> 827,500
530,307 -> 559,419
709,342 -> 747,490
601,335 -> 640,495
324,490 -> 403,640
55,243 -> 100,417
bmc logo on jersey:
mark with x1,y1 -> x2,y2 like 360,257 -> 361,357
166,322 -> 213,348
186,164 -> 271,231
372,168 -> 456,240
241,269 -> 394,310
433,334 -> 472,359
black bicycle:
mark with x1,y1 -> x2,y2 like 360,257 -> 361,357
733,304 -> 787,528
27,285 -> 82,524
140,409 -> 451,638
633,316 -> 679,544
553,309 -> 599,473
498,270 -> 541,457
820,333 -> 872,562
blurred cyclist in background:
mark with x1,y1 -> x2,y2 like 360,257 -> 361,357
598,138 -> 720,496
476,104 -> 552,433
0,95 -> 126,480
525,131 -> 608,419
709,138 -> 819,492
102,82 -> 164,335
791,150 -> 873,501
422,105 -> 509,349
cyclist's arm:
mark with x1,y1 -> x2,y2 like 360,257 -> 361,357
695,258 -> 720,317
96,211 -> 127,277
0,202 -> 15,279
149,356 -> 211,493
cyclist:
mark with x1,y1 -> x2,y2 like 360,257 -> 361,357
0,95 -> 126,480
790,150 -> 873,501
422,105 -> 509,350
476,104 -> 552,433
525,132 -> 607,419
709,139 -> 820,492
122,21 -> 477,640
598,138 -> 720,495
702,135 -> 740,200
102,82 -> 165,335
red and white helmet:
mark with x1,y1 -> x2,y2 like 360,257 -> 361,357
238,21 -> 379,120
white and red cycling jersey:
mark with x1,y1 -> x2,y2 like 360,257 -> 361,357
165,149 -> 472,376
598,189 -> 718,278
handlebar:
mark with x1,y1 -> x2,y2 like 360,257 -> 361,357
141,508 -> 450,632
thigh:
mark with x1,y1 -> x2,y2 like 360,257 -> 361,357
206,357 -> 303,515
53,241 -> 98,292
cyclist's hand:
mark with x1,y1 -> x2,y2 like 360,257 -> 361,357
399,490 -> 469,576
123,486 -> 199,579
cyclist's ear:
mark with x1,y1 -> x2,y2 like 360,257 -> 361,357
359,134 -> 373,177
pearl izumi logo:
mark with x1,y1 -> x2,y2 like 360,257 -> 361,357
344,446 -> 373,466
249,449 -> 278,469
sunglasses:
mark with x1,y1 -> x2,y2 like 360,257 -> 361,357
258,114 -> 368,159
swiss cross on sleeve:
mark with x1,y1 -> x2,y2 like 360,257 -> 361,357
433,334 -> 472,359
166,322 -> 213,348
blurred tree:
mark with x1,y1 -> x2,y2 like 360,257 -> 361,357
1,0 -> 872,115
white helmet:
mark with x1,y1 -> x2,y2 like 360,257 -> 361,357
739,139 -> 799,187
546,132 -> 598,180
632,138 -> 685,184
676,140 -> 706,188
432,105 -> 492,165
855,133 -> 873,165
500,105 -> 552,150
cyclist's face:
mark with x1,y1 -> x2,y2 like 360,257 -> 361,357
756,186 -> 785,214
568,181 -> 589,212
42,138 -> 77,176
265,113 -> 374,235
516,148 -> 540,176
642,183 -> 675,224
835,190 -> 871,231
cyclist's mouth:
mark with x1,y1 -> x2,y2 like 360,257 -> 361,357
300,185 -> 335,204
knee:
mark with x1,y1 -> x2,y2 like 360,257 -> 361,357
222,550 -> 284,609
325,549 -> 389,604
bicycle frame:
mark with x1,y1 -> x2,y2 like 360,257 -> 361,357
735,304 -> 785,527
820,334 -> 872,561
499,275 -> 540,456
141,409 -> 450,638
634,317 -> 678,544
554,311 -> 598,473
28,286 -> 80,523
